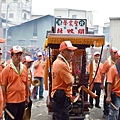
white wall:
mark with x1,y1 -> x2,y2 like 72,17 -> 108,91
54,8 -> 93,27
110,18 -> 120,50
1,0 -> 32,24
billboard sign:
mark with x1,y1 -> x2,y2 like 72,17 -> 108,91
55,18 -> 87,34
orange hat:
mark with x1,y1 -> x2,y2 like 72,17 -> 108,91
94,51 -> 100,56
110,47 -> 118,53
59,41 -> 77,51
10,46 -> 23,53
22,56 -> 33,63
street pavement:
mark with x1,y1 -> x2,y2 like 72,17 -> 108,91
31,90 -> 107,120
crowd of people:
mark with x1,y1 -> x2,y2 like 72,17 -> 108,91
87,47 -> 120,120
0,41 -> 120,120
0,46 -> 45,120
51,40 -> 120,120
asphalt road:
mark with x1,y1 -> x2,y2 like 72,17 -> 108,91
31,90 -> 107,120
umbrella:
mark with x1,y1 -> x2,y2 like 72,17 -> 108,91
0,38 -> 6,43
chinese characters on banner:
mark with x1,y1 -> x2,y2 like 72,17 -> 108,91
55,18 -> 87,34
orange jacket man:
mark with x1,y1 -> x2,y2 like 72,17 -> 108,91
106,50 -> 120,120
33,52 -> 45,99
0,48 -> 6,73
0,74 -> 3,119
22,56 -> 34,120
101,47 -> 118,118
0,48 -> 6,119
1,46 -> 29,120
87,51 -> 103,109
51,41 -> 77,120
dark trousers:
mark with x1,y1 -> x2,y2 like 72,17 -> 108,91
103,81 -> 109,115
5,101 -> 25,120
51,89 -> 71,120
28,97 -> 32,110
90,83 -> 101,106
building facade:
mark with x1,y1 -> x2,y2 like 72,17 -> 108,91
92,25 -> 103,35
0,0 -> 3,38
1,0 -> 32,24
3,15 -> 55,52
109,17 -> 120,49
54,8 -> 93,27
103,23 -> 110,43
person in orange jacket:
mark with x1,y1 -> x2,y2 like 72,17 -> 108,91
22,55 -> 34,119
106,50 -> 120,120
1,46 -> 29,120
100,47 -> 118,118
33,52 -> 45,99
0,48 -> 5,119
0,48 -> 7,73
0,74 -> 3,120
87,51 -> 103,109
51,41 -> 77,120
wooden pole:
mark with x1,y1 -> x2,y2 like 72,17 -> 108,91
5,108 -> 15,119
110,102 -> 118,111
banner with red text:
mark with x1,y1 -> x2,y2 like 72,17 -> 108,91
55,18 -> 87,34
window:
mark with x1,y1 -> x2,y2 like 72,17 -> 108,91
30,39 -> 38,46
2,0 -> 5,2
9,13 -> 14,18
23,13 -> 27,19
1,13 -> 5,18
33,22 -> 38,36
72,15 -> 77,19
18,40 -> 26,46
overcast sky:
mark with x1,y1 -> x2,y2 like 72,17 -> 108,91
32,0 -> 120,26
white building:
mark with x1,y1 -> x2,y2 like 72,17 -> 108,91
109,17 -> 120,49
54,8 -> 93,27
93,25 -> 103,35
1,0 -> 32,24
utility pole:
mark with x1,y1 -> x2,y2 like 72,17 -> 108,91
0,0 -> 3,38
